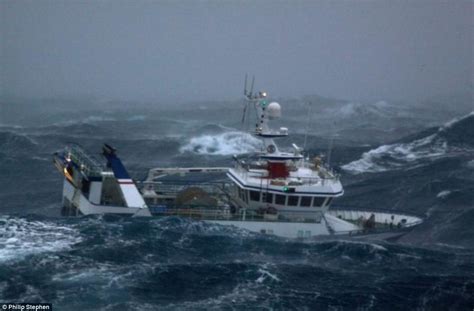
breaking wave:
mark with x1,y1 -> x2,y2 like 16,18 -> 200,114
341,134 -> 448,173
336,100 -> 398,118
437,190 -> 452,199
0,216 -> 81,263
440,111 -> 474,130
180,131 -> 261,155
342,111 -> 473,174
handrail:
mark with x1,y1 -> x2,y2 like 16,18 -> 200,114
330,205 -> 426,219
232,162 -> 340,183
330,222 -> 423,236
148,205 -> 325,223
64,144 -> 103,176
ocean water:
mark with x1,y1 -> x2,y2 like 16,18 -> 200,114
0,99 -> 473,310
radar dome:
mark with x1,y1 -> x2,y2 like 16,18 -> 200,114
267,102 -> 281,120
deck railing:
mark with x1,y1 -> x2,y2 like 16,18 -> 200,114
139,180 -> 230,197
232,160 -> 340,185
148,205 -> 324,224
64,144 -> 104,177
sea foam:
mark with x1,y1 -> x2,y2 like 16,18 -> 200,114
180,131 -> 261,155
342,134 -> 448,174
0,216 -> 82,262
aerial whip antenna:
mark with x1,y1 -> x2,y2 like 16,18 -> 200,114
326,121 -> 335,167
244,73 -> 248,96
241,103 -> 248,125
303,102 -> 312,151
241,74 -> 253,127
249,75 -> 255,99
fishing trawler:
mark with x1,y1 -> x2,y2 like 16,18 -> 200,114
53,79 -> 422,238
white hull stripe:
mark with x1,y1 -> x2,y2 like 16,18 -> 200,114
118,179 -> 134,184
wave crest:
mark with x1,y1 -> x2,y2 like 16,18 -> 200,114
342,134 -> 448,174
342,111 -> 473,174
180,131 -> 261,155
0,216 -> 82,262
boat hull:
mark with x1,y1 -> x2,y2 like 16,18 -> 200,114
62,179 -> 152,217
208,220 -> 331,238
61,178 -> 423,240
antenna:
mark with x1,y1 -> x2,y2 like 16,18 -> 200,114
241,102 -> 248,125
327,121 -> 335,167
244,74 -> 248,96
249,75 -> 255,98
303,102 -> 312,151
242,73 -> 251,124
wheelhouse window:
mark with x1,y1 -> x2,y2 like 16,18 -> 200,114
275,194 -> 286,205
312,197 -> 326,207
249,190 -> 260,202
300,196 -> 312,207
287,195 -> 298,206
325,197 -> 333,206
263,193 -> 273,204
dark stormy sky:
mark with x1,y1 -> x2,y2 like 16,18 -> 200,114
1,0 -> 472,102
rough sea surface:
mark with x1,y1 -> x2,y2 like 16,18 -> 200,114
0,98 -> 473,310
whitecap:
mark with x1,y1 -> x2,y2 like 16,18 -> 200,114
342,134 -> 448,174
439,110 -> 474,131
0,216 -> 82,262
180,131 -> 262,155
436,190 -> 451,199
256,265 -> 281,283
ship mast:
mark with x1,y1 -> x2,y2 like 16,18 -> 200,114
242,75 -> 301,160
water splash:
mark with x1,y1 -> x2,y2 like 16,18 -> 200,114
180,131 -> 261,155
